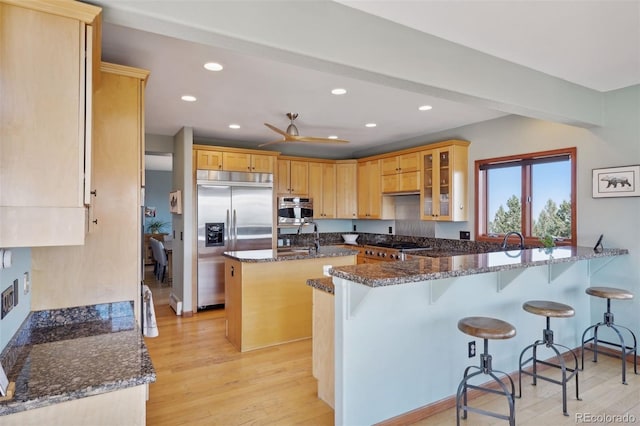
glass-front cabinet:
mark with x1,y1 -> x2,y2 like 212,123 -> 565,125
420,141 -> 469,221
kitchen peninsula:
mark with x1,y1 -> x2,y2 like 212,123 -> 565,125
223,246 -> 357,352
309,246 -> 628,425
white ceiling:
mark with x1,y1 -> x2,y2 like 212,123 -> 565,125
98,0 -> 640,165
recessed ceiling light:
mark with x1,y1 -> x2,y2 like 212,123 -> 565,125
181,95 -> 197,102
331,88 -> 347,95
328,135 -> 338,139
365,123 -> 377,128
418,105 -> 433,111
204,62 -> 223,71
229,124 -> 241,129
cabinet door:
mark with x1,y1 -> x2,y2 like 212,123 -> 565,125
398,171 -> 420,192
197,150 -> 223,170
0,3 -> 98,247
222,152 -> 251,172
308,162 -> 323,217
289,160 -> 309,195
368,160 -> 382,218
421,145 -> 467,221
336,162 -> 357,219
321,163 -> 336,218
276,159 -> 291,194
357,162 -> 370,218
398,153 -> 420,173
251,154 -> 274,173
381,156 -> 399,175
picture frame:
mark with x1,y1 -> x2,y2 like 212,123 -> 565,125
169,190 -> 182,214
592,165 -> 640,198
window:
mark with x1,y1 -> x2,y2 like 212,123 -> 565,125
475,147 -> 576,246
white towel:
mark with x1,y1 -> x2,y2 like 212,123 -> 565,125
143,285 -> 159,338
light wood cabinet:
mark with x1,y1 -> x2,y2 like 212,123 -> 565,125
196,148 -> 274,173
277,159 -> 309,195
381,152 -> 421,193
420,141 -> 469,221
308,161 -> 336,218
32,63 -> 149,315
196,149 -> 223,170
335,161 -> 358,219
357,160 -> 394,219
0,0 -> 101,247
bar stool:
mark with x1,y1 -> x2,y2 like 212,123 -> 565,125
456,316 -> 517,426
581,286 -> 638,384
518,300 -> 580,416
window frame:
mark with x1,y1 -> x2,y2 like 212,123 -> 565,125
475,147 -> 577,247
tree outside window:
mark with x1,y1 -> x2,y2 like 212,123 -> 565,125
476,147 -> 576,246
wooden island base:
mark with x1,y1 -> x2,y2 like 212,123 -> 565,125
224,254 -> 355,352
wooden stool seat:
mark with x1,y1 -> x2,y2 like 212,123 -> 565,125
523,300 -> 574,318
458,316 -> 516,340
585,286 -> 633,300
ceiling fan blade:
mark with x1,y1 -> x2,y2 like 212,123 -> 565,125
258,139 -> 286,147
264,123 -> 289,137
297,136 -> 349,144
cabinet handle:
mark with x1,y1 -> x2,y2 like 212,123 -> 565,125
92,219 -> 98,224
90,189 -> 97,196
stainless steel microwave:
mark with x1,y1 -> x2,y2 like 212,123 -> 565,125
278,197 -> 313,225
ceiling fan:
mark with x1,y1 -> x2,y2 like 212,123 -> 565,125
259,113 -> 349,147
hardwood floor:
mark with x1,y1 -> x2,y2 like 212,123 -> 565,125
143,271 -> 639,425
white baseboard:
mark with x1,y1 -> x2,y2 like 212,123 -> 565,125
169,292 -> 182,316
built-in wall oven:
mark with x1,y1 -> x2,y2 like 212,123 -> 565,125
277,197 -> 313,225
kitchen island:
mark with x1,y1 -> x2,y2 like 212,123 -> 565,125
223,246 -> 357,352
0,301 -> 155,425
310,246 -> 628,425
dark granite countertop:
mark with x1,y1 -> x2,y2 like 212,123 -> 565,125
0,301 -> 155,417
330,246 -> 628,287
223,245 -> 359,262
307,277 -> 335,294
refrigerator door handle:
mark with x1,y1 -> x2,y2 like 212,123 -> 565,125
226,209 -> 231,245
232,209 -> 238,248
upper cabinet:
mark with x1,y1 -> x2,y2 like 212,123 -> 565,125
381,152 -> 421,193
0,0 -> 101,247
277,159 -> 309,196
335,161 -> 358,219
357,160 -> 394,219
420,140 -> 469,221
308,161 -> 336,218
195,147 -> 275,173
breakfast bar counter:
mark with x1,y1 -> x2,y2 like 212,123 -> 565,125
322,246 -> 629,425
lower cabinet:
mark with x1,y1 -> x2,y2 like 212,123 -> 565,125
313,288 -> 335,408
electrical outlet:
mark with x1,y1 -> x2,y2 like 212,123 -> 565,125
460,231 -> 471,240
1,285 -> 15,319
468,341 -> 476,358
23,272 -> 30,295
353,225 -> 357,232
388,226 -> 393,234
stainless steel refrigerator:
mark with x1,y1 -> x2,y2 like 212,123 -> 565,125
197,170 -> 273,310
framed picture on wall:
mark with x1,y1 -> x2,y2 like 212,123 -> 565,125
592,165 -> 640,198
169,190 -> 182,214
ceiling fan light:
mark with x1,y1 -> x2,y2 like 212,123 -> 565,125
181,95 -> 197,102
331,88 -> 347,95
418,105 -> 433,111
286,123 -> 299,136
328,135 -> 338,139
229,124 -> 240,129
365,123 -> 377,128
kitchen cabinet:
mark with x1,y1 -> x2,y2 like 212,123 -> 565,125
32,62 -> 149,313
0,0 -> 101,247
196,148 -> 275,173
335,160 -> 358,219
420,141 -> 469,221
196,149 -> 223,170
308,161 -> 336,218
357,160 -> 394,219
381,152 -> 421,193
222,152 -> 274,173
277,158 -> 309,195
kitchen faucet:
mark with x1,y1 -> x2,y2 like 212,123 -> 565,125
297,219 -> 320,252
500,231 -> 525,250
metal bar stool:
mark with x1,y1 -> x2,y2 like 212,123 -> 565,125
581,286 -> 638,384
518,300 -> 580,416
456,316 -> 517,426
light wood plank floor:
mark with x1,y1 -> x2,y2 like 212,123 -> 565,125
144,272 -> 639,425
